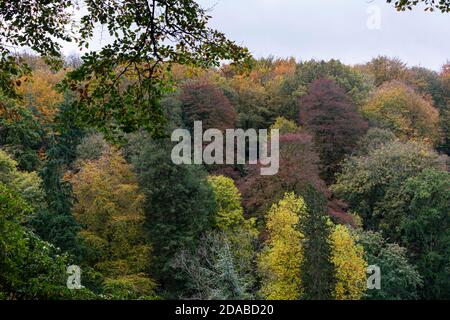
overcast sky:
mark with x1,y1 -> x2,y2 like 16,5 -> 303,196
193,0 -> 450,71
61,0 -> 450,71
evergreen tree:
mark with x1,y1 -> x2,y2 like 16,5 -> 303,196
31,137 -> 81,257
173,232 -> 249,299
131,137 -> 216,296
30,95 -> 84,258
300,186 -> 335,300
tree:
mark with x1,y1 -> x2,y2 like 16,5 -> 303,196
224,74 -> 274,129
439,107 -> 450,155
180,79 -> 236,131
386,0 -> 450,12
1,0 -> 250,136
0,93 -> 44,171
300,79 -> 368,182
362,81 -> 440,145
0,148 -> 82,261
69,148 -> 156,299
355,127 -> 397,156
239,132 -> 327,219
174,232 -> 251,299
207,175 -> 251,232
131,136 -> 216,296
439,62 -> 450,154
357,56 -> 411,87
0,183 -> 95,299
269,117 -> 300,135
30,95 -> 84,257
74,132 -> 109,167
409,66 -> 446,109
278,59 -> 371,121
242,56 -> 297,87
407,65 -> 450,154
207,175 -> 258,290
357,231 -> 423,300
258,193 -> 370,301
330,225 -> 367,300
399,169 -> 450,299
15,64 -> 65,125
357,59 -> 449,153
300,186 -> 335,300
0,149 -> 45,209
219,57 -> 298,129
258,192 -> 306,300
332,140 -> 446,239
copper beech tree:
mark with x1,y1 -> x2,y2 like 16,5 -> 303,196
299,79 -> 368,183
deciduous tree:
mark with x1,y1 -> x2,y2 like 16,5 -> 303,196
332,140 -> 446,239
269,117 -> 300,135
387,0 -> 450,12
357,231 -> 423,300
180,79 -> 236,131
300,79 -> 368,182
357,56 -> 411,87
239,132 -> 327,219
207,175 -> 257,289
362,81 -> 440,145
0,183 -> 95,299
330,225 -> 367,300
0,0 -> 250,136
279,59 -> 371,121
258,192 -> 306,300
70,148 -> 156,299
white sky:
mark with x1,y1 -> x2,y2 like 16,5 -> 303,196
61,0 -> 450,71
195,0 -> 450,71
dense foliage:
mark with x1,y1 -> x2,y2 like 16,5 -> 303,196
0,0 -> 449,301
362,81 -> 440,145
300,79 -> 368,182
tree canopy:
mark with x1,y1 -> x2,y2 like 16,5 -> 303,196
0,0 -> 250,137
387,0 -> 450,12
0,0 -> 449,301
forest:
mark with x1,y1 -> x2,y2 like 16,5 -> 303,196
0,0 -> 449,300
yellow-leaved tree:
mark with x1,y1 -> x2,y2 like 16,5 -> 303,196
257,192 -> 368,300
257,192 -> 306,300
330,224 -> 367,300
0,149 -> 45,210
269,116 -> 300,135
207,175 -> 255,233
69,148 -> 156,299
16,67 -> 65,124
207,175 -> 258,287
362,81 -> 440,146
